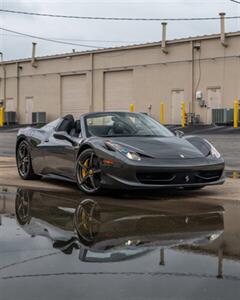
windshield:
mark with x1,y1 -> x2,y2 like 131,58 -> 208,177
85,112 -> 173,137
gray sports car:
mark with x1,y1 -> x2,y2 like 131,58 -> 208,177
16,112 -> 225,194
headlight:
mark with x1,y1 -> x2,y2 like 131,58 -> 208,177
204,139 -> 221,159
126,152 -> 141,161
105,141 -> 141,161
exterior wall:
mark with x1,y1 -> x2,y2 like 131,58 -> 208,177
1,33 -> 240,124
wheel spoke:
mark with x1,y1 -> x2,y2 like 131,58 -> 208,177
81,175 -> 90,184
21,163 -> 25,173
19,150 -> 24,159
89,153 -> 94,168
80,208 -> 91,219
79,162 -> 88,171
22,147 -> 27,157
17,201 -> 23,212
90,176 -> 96,190
23,163 -> 28,174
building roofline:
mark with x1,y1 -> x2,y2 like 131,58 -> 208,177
1,31 -> 240,65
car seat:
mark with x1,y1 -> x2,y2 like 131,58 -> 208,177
57,115 -> 75,134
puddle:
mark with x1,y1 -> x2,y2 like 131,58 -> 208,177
0,186 -> 240,299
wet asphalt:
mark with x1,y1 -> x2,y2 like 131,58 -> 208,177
0,185 -> 240,300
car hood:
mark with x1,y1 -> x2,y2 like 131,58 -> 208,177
109,136 -> 205,159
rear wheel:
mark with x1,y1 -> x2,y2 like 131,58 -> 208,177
16,140 -> 40,180
76,149 -> 102,194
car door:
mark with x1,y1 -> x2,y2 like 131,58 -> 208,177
42,132 -> 79,180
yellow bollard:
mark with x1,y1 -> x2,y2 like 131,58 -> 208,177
181,101 -> 185,128
129,103 -> 134,113
233,99 -> 239,128
232,171 -> 239,179
0,107 -> 4,127
160,102 -> 164,124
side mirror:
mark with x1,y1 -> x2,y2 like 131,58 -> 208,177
175,130 -> 184,138
53,132 -> 78,146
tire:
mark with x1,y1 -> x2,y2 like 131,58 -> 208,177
16,140 -> 40,180
76,149 -> 102,195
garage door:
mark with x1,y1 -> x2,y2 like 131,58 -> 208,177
104,70 -> 133,111
61,74 -> 89,119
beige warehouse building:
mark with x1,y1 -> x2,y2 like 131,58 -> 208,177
0,27 -> 240,125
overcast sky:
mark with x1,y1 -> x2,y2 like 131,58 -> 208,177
0,0 -> 240,61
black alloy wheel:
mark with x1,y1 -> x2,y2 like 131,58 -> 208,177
76,149 -> 102,194
16,140 -> 38,180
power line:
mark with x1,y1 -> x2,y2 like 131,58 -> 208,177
0,27 -> 102,48
230,0 -> 240,4
0,8 -> 240,21
0,33 -> 144,44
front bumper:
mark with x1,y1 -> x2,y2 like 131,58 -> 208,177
101,174 -> 225,190
97,150 -> 225,190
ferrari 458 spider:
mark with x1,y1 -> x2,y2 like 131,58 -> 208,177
16,112 -> 225,194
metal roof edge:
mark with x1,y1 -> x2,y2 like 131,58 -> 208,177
1,31 -> 240,65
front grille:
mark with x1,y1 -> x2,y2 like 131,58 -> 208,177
136,170 -> 223,185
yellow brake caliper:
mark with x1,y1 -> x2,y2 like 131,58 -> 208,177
82,159 -> 89,178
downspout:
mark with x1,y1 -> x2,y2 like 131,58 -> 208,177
161,22 -> 168,54
191,40 -> 194,114
2,66 -> 6,109
16,62 -> 20,123
219,12 -> 227,47
31,42 -> 38,68
89,53 -> 94,112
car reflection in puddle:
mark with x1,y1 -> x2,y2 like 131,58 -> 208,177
14,188 -> 224,264
1,186 -> 240,300
15,188 -> 224,264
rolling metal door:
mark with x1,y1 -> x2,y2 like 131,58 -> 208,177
61,74 -> 88,118
104,70 -> 133,111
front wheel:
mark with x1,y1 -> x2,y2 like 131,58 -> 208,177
76,149 -> 102,194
